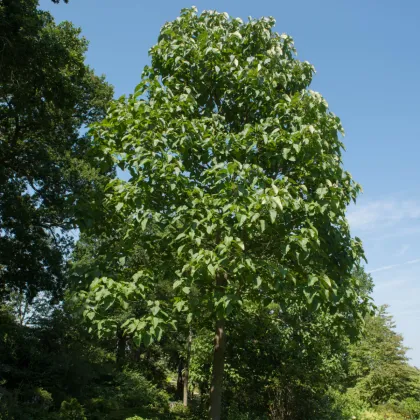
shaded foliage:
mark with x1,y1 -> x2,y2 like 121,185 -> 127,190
0,0 -> 113,302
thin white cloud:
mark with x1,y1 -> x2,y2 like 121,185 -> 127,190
386,300 -> 420,312
368,258 -> 420,274
370,264 -> 401,274
395,244 -> 410,257
369,225 -> 420,241
394,309 -> 420,316
347,199 -> 420,231
374,278 -> 409,290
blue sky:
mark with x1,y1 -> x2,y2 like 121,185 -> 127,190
40,0 -> 420,365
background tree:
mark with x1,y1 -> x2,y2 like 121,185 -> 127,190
86,7 -> 371,419
330,305 -> 420,420
347,305 -> 420,405
0,0 -> 113,303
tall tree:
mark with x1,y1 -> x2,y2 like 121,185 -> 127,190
85,7 -> 371,419
0,0 -> 113,302
348,305 -> 420,405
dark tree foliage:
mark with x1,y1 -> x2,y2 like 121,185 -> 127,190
0,303 -> 170,419
0,0 -> 113,301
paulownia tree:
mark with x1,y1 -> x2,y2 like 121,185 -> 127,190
83,8 -> 370,419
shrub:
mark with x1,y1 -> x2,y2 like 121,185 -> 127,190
113,370 -> 170,414
59,398 -> 87,420
125,417 -> 151,420
330,388 -> 370,419
169,401 -> 190,416
84,370 -> 170,419
397,397 -> 420,418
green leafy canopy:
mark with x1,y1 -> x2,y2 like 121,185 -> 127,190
83,7 -> 369,345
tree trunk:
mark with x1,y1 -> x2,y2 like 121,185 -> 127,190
182,364 -> 189,407
177,359 -> 184,400
209,318 -> 226,420
116,329 -> 126,370
183,328 -> 192,407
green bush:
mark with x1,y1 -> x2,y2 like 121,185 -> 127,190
329,388 -> 370,419
0,386 -> 57,420
34,387 -> 54,410
169,401 -> 190,417
59,398 -> 87,420
124,417 -> 151,420
398,397 -> 420,418
84,370 -> 170,419
379,397 -> 420,419
226,406 -> 256,420
370,404 -> 406,420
